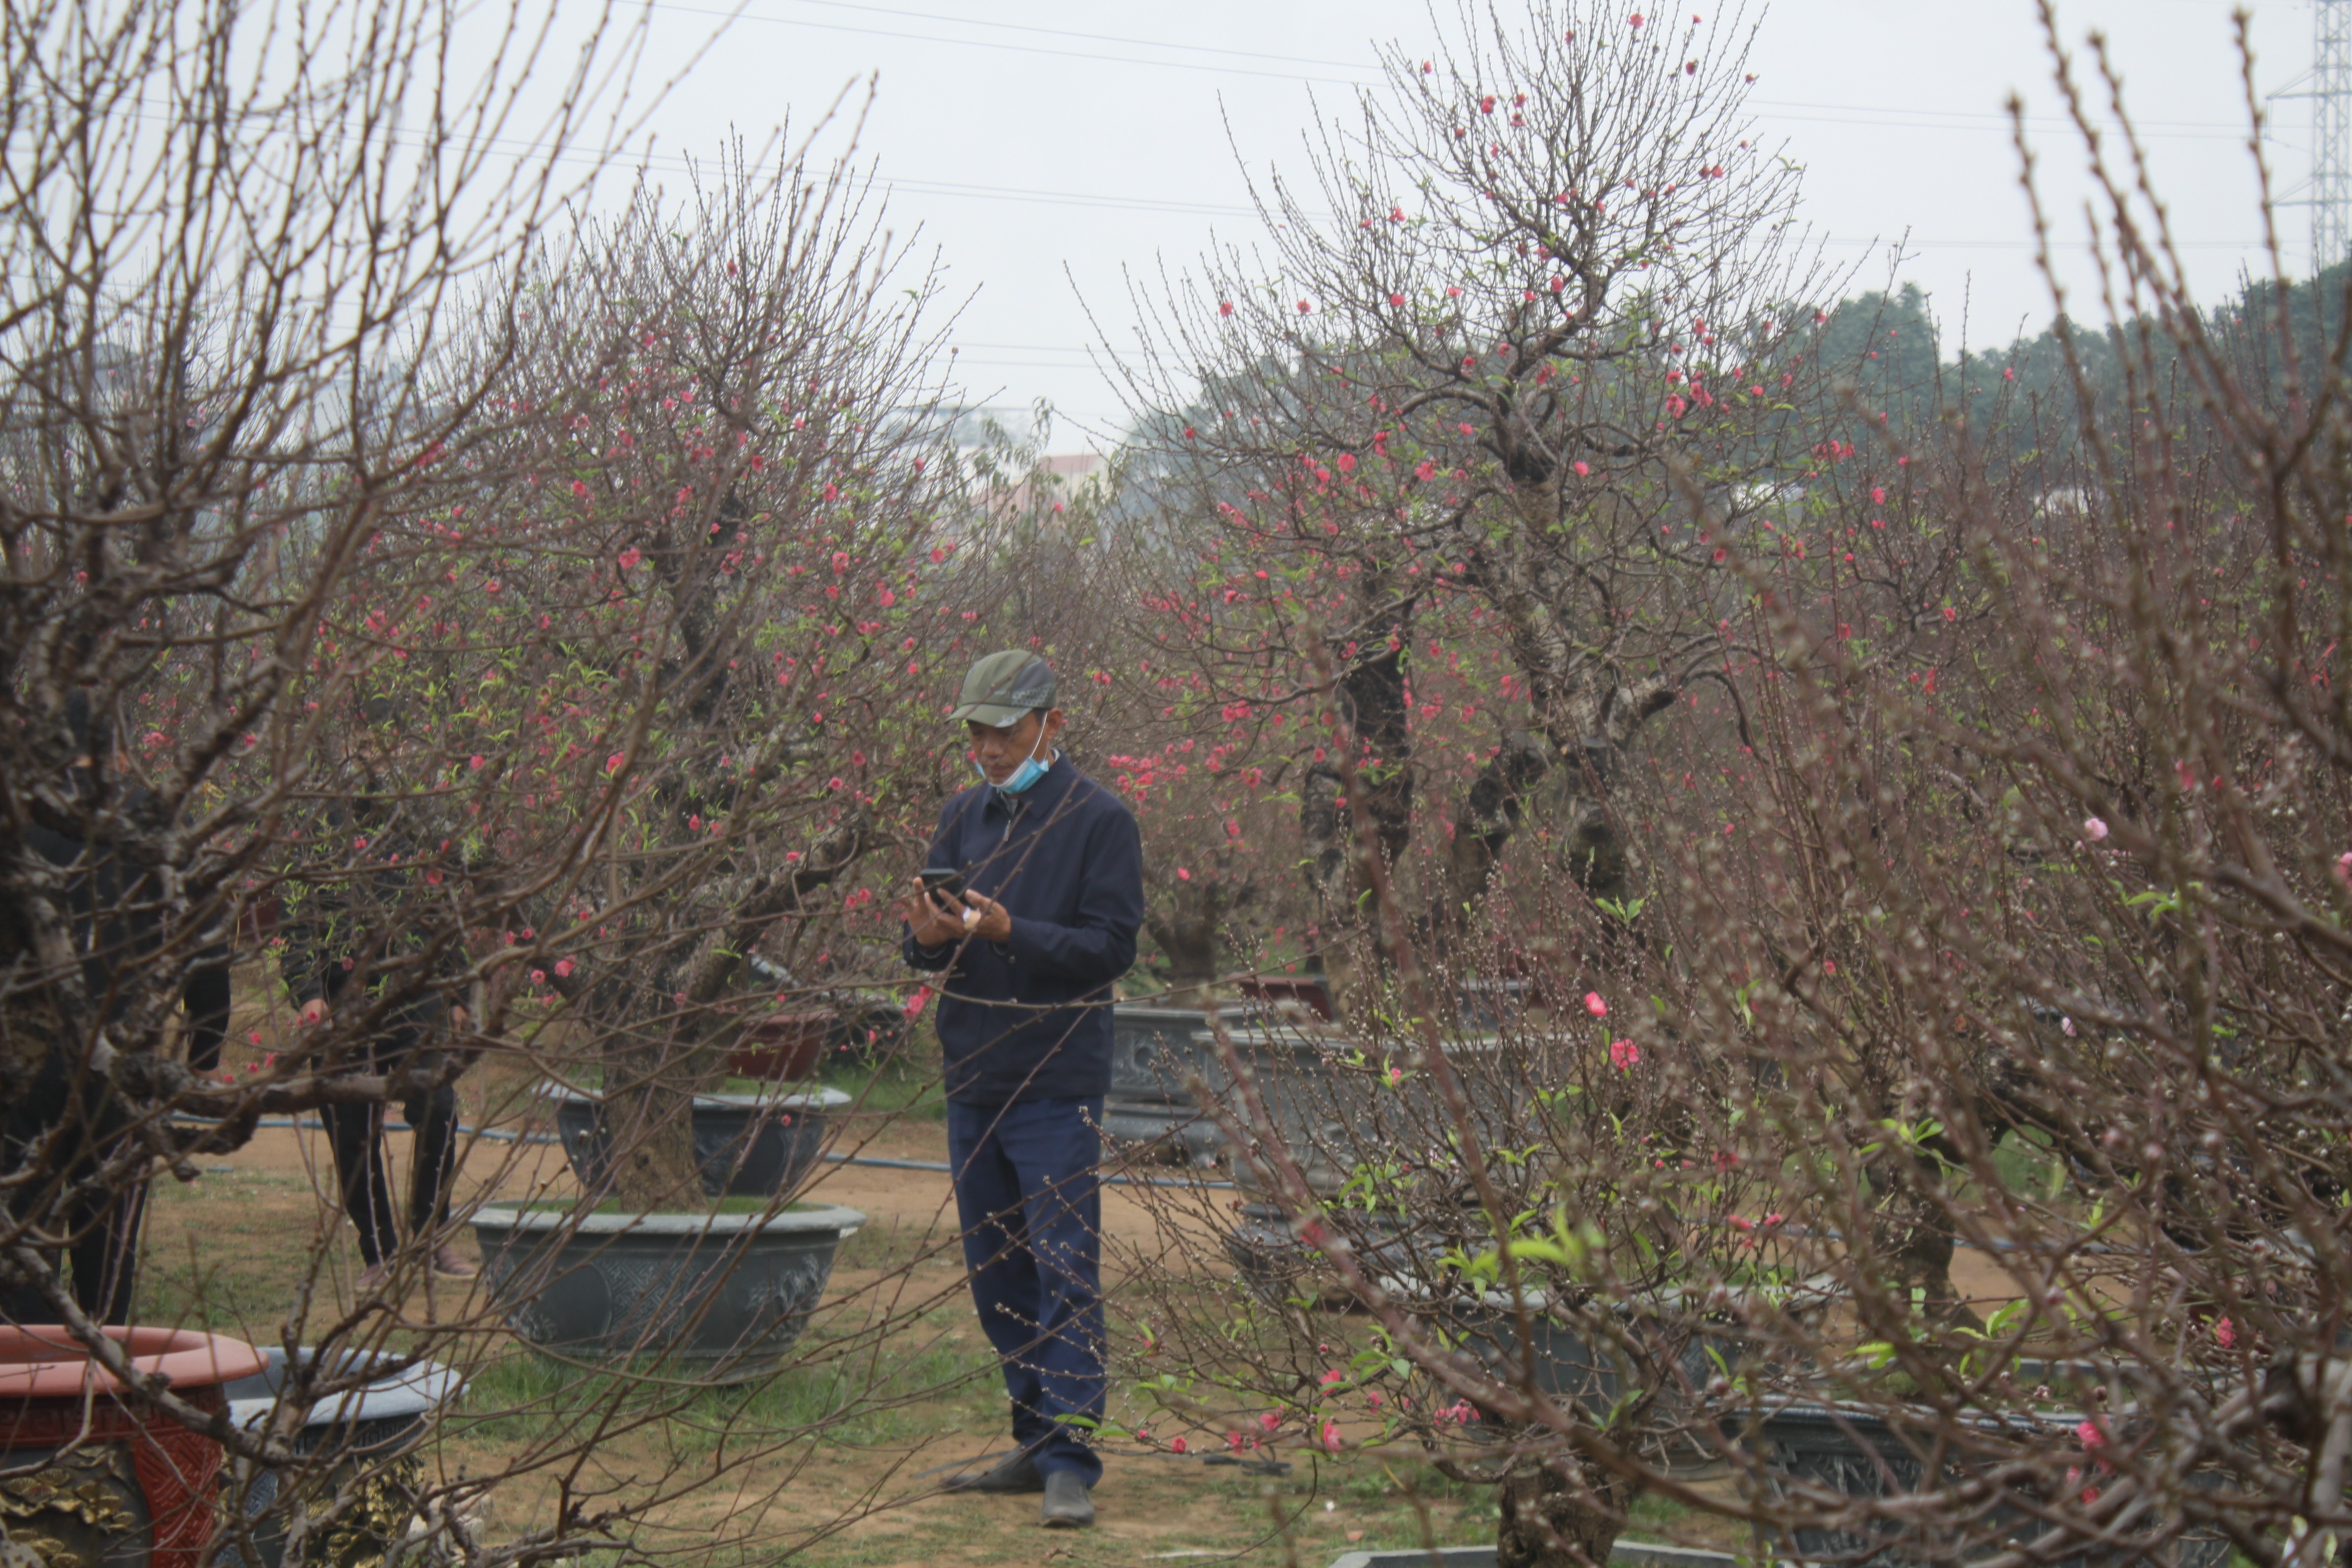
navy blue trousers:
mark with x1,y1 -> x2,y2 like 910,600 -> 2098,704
945,1096 -> 1105,1484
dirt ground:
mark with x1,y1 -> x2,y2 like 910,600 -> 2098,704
132,1052 -> 2034,1568
138,1089 -> 1562,1567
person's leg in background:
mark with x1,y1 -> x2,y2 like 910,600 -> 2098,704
69,1181 -> 147,1325
403,1078 -> 471,1275
941,1095 -> 1105,1526
0,1049 -> 144,1325
321,1097 -> 397,1285
991,1097 -> 1106,1492
946,1097 -> 1054,1482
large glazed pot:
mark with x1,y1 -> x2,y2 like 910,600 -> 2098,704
221,1348 -> 462,1568
1104,1002 -> 1245,1163
0,1324 -> 267,1568
1729,1402 -> 2228,1568
1426,1289 -> 1775,1468
546,1084 -> 848,1199
1458,979 -> 1540,1030
1205,1024 -> 1516,1193
1223,1201 -> 1412,1303
470,1202 -> 864,1381
728,1009 -> 835,1081
1234,975 -> 1334,1020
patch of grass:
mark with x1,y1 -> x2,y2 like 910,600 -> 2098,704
822,1038 -> 946,1121
833,1214 -> 963,1274
451,1317 -> 1002,1457
1981,1124 -> 2069,1200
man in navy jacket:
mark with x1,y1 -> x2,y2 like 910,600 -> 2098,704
900,650 -> 1142,1530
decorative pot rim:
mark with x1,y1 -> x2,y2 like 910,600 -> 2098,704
1196,1026 -> 1507,1054
225,1347 -> 463,1431
1114,1001 -> 1258,1020
0,1325 -> 267,1398
1382,1281 -> 1800,1318
470,1201 -> 866,1237
1733,1394 -> 2099,1433
536,1081 -> 852,1111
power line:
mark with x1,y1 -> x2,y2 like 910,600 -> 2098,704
644,0 -> 1375,86
741,0 -> 1373,73
650,0 -> 2257,143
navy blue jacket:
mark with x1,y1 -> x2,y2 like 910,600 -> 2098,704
902,758 -> 1142,1105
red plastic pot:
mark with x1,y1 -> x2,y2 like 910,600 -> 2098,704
1234,975 -> 1334,1021
0,1324 -> 268,1568
729,1008 -> 835,1080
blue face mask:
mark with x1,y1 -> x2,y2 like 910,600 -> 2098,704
996,754 -> 1051,794
973,735 -> 1053,795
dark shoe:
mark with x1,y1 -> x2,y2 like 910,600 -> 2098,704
1039,1470 -> 1093,1529
942,1451 -> 1043,1494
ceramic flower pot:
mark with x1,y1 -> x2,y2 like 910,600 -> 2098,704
1728,1400 -> 2228,1568
1103,1002 -> 1244,1164
220,1347 -> 462,1568
546,1083 -> 848,1199
1204,1023 -> 1516,1194
470,1201 -> 864,1382
0,1324 -> 266,1568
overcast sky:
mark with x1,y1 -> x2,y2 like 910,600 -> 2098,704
555,0 -> 2316,445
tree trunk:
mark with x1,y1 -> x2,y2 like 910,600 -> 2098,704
1301,604 -> 1413,1019
1497,1450 -> 1631,1568
1142,852 -> 1252,998
1440,730 -> 1550,943
602,1034 -> 718,1211
1870,1153 -> 1979,1329
598,809 -> 873,1212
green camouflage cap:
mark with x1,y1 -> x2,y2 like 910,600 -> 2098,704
950,650 -> 1057,726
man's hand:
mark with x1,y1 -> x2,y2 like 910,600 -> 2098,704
299,997 -> 329,1027
901,880 -> 975,949
449,1003 -> 470,1032
960,890 -> 1013,944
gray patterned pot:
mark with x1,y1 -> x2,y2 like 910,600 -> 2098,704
546,1085 -> 848,1199
222,1348 -> 462,1568
1730,1402 -> 2228,1568
1429,1289 -> 1775,1470
469,1202 -> 863,1382
1206,1024 -> 1516,1194
1105,1003 -> 1244,1163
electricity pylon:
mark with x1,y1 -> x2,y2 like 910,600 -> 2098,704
2318,0 -> 2352,272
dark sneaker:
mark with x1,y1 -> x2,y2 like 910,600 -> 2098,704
1039,1470 -> 1094,1528
942,1451 -> 1044,1494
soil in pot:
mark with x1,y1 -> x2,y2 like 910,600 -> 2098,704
1223,1202 -> 1416,1305
0,1324 -> 267,1568
1235,975 -> 1333,1020
469,1199 -> 865,1381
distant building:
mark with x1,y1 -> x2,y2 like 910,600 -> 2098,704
990,451 -> 1113,524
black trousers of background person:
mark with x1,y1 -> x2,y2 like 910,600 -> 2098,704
0,1049 -> 147,1326
322,1025 -> 460,1269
